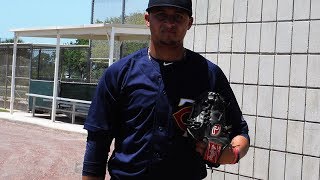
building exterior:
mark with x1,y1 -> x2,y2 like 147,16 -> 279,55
93,0 -> 320,179
183,0 -> 320,179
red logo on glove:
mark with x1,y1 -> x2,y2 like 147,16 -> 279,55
204,141 -> 222,163
211,124 -> 221,136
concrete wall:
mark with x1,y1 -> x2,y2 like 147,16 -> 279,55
184,0 -> 320,179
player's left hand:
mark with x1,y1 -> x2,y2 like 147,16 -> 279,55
196,140 -> 239,166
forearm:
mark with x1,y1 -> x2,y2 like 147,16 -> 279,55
82,141 -> 108,177
82,131 -> 112,178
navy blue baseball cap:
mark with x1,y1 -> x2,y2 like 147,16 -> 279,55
146,0 -> 193,16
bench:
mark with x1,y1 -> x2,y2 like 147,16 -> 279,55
26,93 -> 91,124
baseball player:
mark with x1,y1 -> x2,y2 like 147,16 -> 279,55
82,0 -> 250,179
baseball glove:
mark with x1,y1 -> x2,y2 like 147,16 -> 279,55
185,91 -> 232,167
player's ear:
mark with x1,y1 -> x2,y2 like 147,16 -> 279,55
145,12 -> 150,27
187,17 -> 193,30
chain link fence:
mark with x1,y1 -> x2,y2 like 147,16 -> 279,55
0,44 -> 93,111
90,0 -> 149,76
0,0 -> 149,111
0,44 -> 31,110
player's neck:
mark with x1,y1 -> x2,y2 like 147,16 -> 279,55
148,44 -> 185,62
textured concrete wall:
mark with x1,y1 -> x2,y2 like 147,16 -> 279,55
184,0 -> 320,179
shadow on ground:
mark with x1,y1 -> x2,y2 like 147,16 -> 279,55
32,112 -> 86,125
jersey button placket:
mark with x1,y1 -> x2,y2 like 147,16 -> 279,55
158,76 -> 162,83
153,152 -> 160,159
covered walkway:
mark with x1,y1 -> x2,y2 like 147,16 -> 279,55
9,23 -> 150,122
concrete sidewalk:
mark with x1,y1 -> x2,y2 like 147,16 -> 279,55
0,110 -> 87,135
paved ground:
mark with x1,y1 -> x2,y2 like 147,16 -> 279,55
0,113 -> 112,180
0,119 -> 86,179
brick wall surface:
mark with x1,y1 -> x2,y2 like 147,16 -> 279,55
185,0 -> 320,179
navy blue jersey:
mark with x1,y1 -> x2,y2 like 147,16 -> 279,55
84,48 -> 249,179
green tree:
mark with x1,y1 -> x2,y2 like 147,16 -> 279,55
49,12 -> 148,82
31,51 -> 55,80
61,39 -> 89,81
125,12 -> 145,25
93,12 -> 148,59
122,12 -> 149,57
0,38 -> 24,43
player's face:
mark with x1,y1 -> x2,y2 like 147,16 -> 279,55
145,7 -> 193,47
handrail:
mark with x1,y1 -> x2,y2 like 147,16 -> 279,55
26,93 -> 91,104
26,93 -> 53,99
26,93 -> 91,124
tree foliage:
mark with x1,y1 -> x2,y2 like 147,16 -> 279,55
0,38 -> 24,43
31,50 -> 56,80
61,39 -> 89,81
50,12 -> 149,82
31,39 -> 90,81
92,12 -> 148,59
125,12 -> 146,25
